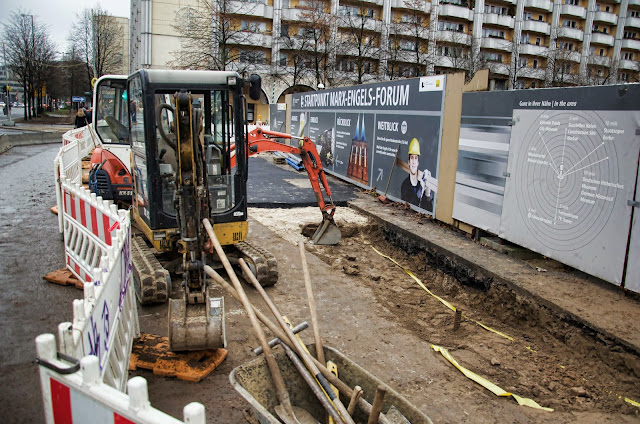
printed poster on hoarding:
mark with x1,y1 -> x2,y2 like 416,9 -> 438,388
291,75 -> 445,215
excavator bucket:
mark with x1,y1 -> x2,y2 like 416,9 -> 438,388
311,217 -> 342,245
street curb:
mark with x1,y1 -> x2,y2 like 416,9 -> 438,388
0,131 -> 65,153
348,197 -> 640,357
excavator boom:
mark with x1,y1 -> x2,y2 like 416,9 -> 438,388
243,127 -> 341,245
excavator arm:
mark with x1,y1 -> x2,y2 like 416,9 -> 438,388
237,127 -> 341,245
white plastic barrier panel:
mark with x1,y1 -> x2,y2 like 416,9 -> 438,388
55,125 -> 102,233
60,181 -> 120,283
57,205 -> 139,391
36,334 -> 206,424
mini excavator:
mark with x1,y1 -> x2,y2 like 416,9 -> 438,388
90,70 -> 340,351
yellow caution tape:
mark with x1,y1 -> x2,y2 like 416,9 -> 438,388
372,246 -> 513,341
431,345 -> 553,411
625,397 -> 640,408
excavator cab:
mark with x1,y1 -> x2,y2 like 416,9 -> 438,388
89,75 -> 133,201
128,70 -> 251,252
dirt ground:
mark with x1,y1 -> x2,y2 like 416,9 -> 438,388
247,204 -> 640,423
2,145 -> 639,423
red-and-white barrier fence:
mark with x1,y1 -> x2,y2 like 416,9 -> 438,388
36,334 -> 206,424
50,127 -> 139,391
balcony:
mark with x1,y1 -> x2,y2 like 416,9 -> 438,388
488,62 -> 510,75
522,20 -> 551,34
587,55 -> 611,66
281,8 -> 302,21
519,67 -> 546,80
629,0 -> 640,6
563,50 -> 582,62
626,17 -> 640,29
560,4 -> 587,19
558,27 -> 584,40
593,11 -> 618,25
524,0 -> 553,11
391,0 -> 431,9
483,13 -> 515,28
435,30 -> 472,44
439,4 -> 473,20
230,1 -> 273,18
590,32 -> 614,46
618,59 -> 639,70
622,38 -> 640,51
519,43 -> 548,56
481,37 -> 513,51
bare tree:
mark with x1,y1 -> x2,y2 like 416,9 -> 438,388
336,0 -> 382,84
169,0 -> 259,71
277,22 -> 314,87
296,0 -> 336,87
69,7 -> 125,82
2,10 -> 56,119
386,0 -> 435,79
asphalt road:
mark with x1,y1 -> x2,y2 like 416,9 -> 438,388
0,143 -> 73,424
0,106 -> 25,122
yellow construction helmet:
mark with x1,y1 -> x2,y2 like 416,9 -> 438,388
408,138 -> 420,156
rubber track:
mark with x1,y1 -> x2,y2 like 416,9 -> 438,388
235,241 -> 278,287
132,236 -> 170,304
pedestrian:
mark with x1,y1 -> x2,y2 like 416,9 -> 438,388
400,137 -> 437,212
130,100 -> 137,123
75,108 -> 88,128
85,107 -> 93,124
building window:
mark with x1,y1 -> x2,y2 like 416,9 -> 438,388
561,42 -> 574,50
439,21 -> 465,32
241,21 -> 266,33
533,59 -> 538,68
484,4 -> 508,15
518,57 -> 527,67
562,20 -> 577,28
622,52 -> 634,60
535,37 -> 542,46
401,14 -> 421,23
281,24 -> 289,38
399,39 -> 418,51
629,10 -> 640,18
483,52 -> 503,62
279,53 -> 287,66
563,0 -> 579,5
624,31 -> 638,39
239,50 -> 267,64
482,28 -> 505,38
521,34 -> 530,44
599,48 -> 605,56
619,72 -> 629,82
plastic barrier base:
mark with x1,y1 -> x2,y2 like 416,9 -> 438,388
43,268 -> 83,289
129,333 -> 228,382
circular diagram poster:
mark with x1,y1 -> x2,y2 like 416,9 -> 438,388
500,108 -> 639,284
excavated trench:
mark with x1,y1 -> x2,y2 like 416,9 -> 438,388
303,221 -> 640,416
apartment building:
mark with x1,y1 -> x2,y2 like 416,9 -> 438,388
130,0 -> 640,99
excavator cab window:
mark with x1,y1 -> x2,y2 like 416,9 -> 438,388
208,90 -> 236,213
95,79 -> 129,145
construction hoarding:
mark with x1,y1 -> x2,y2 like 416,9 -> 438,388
452,91 -> 514,235
452,84 -> 640,289
291,76 -> 446,215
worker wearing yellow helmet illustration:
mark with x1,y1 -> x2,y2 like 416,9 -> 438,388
400,137 -> 438,212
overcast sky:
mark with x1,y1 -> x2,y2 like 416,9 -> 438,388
1,0 -> 131,54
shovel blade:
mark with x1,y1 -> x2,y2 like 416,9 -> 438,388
275,405 -> 320,424
311,219 -> 341,245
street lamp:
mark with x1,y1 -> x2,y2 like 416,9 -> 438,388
21,13 -> 35,119
2,42 -> 14,125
